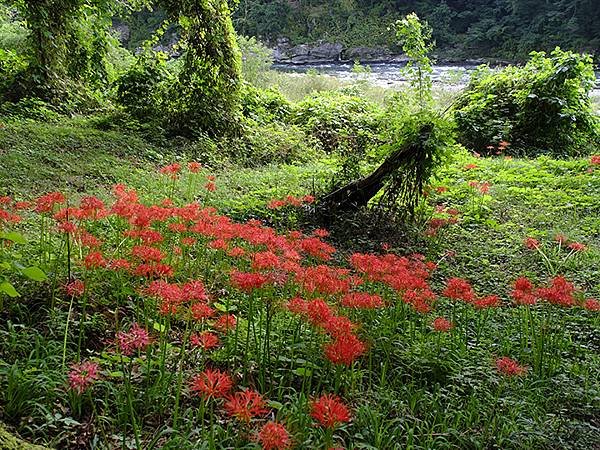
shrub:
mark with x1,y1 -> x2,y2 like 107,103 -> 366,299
453,48 -> 600,157
237,35 -> 273,87
115,51 -> 170,121
240,83 -> 291,124
292,91 -> 382,153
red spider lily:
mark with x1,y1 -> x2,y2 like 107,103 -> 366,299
464,163 -> 478,170
583,299 -> 599,311
297,266 -> 351,296
231,270 -> 271,292
324,333 -> 366,366
478,182 -> 491,194
78,230 -> 102,248
495,357 -> 527,376
13,201 -> 32,210
214,314 -> 237,333
432,317 -> 454,332
182,280 -> 209,302
224,390 -> 269,423
68,361 -> 100,394
190,369 -> 232,400
591,155 -> 600,165
133,263 -> 174,279
205,182 -> 216,192
65,280 -> 85,297
252,251 -> 281,270
473,295 -> 501,309
403,288 -> 436,313
302,195 -> 315,203
227,246 -> 246,257
182,237 -> 197,246
190,331 -> 220,350
511,277 -> 537,305
108,259 -> 131,271
124,229 -> 164,245
268,199 -> 287,209
191,302 -> 216,321
341,292 -> 383,309
524,237 -> 540,250
286,297 -> 308,315
310,394 -> 351,429
132,245 -> 165,262
35,191 -> 66,213
443,278 -> 475,302
313,228 -> 329,238
168,222 -> 188,233
306,298 -> 335,327
567,242 -> 586,252
84,251 -> 107,269
208,239 -> 228,250
435,186 -> 448,193
117,323 -> 151,356
300,237 -> 336,261
159,163 -> 181,179
188,161 -> 202,173
0,209 -> 21,224
536,276 -> 576,307
323,315 -> 356,338
257,421 -> 291,450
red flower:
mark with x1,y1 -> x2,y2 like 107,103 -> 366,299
231,270 -> 270,292
65,280 -> 85,297
205,182 -> 216,192
536,276 -> 576,307
132,245 -> 165,262
214,314 -> 237,333
432,317 -> 453,332
190,331 -> 220,350
84,251 -> 106,269
524,237 -> 540,250
583,299 -> 599,312
117,323 -> 151,355
495,357 -> 527,377
313,228 -> 329,238
188,162 -> 202,173
554,233 -> 568,245
159,163 -> 181,179
341,292 -> 383,309
68,361 -> 100,394
224,390 -> 269,423
567,242 -> 586,252
464,163 -> 478,170
590,155 -> 600,165
191,302 -> 216,321
35,191 -> 66,213
511,277 -> 536,305
473,295 -> 501,309
310,394 -> 351,429
324,334 -> 366,366
443,278 -> 475,302
257,421 -> 291,450
190,369 -> 232,400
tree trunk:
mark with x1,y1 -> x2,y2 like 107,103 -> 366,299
319,124 -> 433,212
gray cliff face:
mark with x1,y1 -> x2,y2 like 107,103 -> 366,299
272,38 -> 406,64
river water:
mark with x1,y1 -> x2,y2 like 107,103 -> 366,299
273,62 -> 600,98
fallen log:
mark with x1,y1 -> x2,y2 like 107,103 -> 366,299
319,123 -> 433,213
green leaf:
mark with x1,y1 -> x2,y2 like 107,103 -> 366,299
0,281 -> 20,297
1,232 -> 27,244
293,367 -> 313,377
21,266 -> 47,282
152,321 -> 166,332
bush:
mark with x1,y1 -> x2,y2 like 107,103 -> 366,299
453,48 -> 600,157
292,91 -> 382,153
115,51 -> 170,121
240,83 -> 291,124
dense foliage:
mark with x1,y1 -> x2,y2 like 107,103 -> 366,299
454,48 -> 600,157
233,0 -> 600,60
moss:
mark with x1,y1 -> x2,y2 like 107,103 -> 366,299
0,423 -> 48,450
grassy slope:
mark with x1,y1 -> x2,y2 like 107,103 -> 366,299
1,120 -> 598,296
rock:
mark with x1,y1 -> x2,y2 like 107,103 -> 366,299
0,423 -> 48,450
342,46 -> 391,63
273,40 -> 343,64
112,21 -> 130,44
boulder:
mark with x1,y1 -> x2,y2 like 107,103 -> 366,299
342,46 -> 391,63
